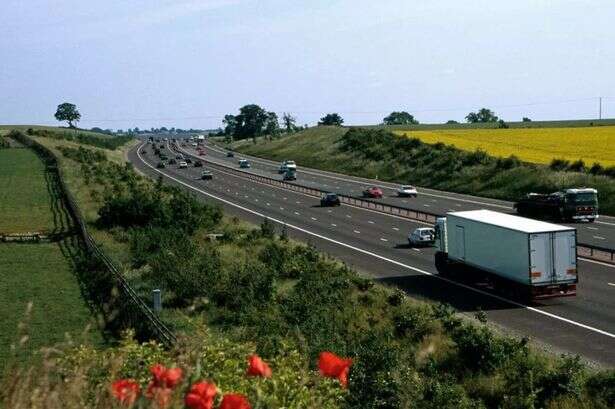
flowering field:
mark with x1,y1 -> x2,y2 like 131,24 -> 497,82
394,126 -> 615,166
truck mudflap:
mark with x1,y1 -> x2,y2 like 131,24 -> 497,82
532,284 -> 577,300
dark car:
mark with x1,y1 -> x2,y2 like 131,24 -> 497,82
201,170 -> 213,180
226,151 -> 235,158
157,162 -> 166,169
169,158 -> 177,165
321,193 -> 341,207
362,186 -> 383,198
185,158 -> 192,164
194,160 -> 203,167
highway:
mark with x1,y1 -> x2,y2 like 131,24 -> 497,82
188,140 -> 615,250
129,141 -> 615,367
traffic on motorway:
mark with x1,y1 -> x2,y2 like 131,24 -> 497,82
132,138 -> 615,366
175,138 -> 615,250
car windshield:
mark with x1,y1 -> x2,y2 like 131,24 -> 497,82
567,192 -> 597,205
421,230 -> 433,236
402,186 -> 414,190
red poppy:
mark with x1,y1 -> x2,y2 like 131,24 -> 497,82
219,393 -> 252,409
246,354 -> 272,378
149,364 -> 183,388
111,379 -> 140,406
145,364 -> 183,408
185,381 -> 217,409
318,351 -> 353,388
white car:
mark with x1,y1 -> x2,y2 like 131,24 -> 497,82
408,227 -> 435,246
178,161 -> 188,169
278,160 -> 297,174
397,185 -> 418,197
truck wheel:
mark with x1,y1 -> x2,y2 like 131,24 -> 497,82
435,252 -> 449,275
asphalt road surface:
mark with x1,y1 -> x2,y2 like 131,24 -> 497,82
186,140 -> 615,250
130,142 -> 615,367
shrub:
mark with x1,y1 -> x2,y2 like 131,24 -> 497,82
585,369 -> 615,407
550,158 -> 570,171
495,155 -> 521,170
568,159 -> 586,172
588,162 -> 604,175
393,303 -> 434,342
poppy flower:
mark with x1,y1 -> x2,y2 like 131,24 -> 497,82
145,364 -> 183,408
185,381 -> 217,409
318,351 -> 353,388
111,379 -> 140,406
246,354 -> 272,378
149,364 -> 183,388
219,393 -> 252,409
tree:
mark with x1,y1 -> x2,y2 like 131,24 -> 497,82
282,112 -> 297,133
465,108 -> 498,123
235,104 -> 269,139
222,114 -> 237,136
382,111 -> 418,125
522,117 -> 532,122
318,113 -> 344,126
54,102 -> 81,128
264,111 -> 279,137
446,120 -> 459,124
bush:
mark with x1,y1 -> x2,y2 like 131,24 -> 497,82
588,162 -> 604,175
568,159 -> 586,172
585,370 -> 615,407
550,158 -> 571,171
393,303 -> 434,342
495,155 -> 521,170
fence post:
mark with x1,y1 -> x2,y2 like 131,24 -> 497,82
153,289 -> 162,313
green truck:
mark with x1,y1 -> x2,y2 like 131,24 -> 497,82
514,188 -> 598,222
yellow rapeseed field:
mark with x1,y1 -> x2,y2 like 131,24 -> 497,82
393,126 -> 615,167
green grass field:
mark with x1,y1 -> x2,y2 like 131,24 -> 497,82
0,149 -> 56,234
0,242 -> 102,368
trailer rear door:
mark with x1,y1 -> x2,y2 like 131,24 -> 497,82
530,233 -> 552,284
553,231 -> 577,283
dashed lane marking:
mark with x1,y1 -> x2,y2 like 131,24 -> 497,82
311,217 -> 317,221
593,236 -> 606,240
331,223 -> 337,227
354,230 -> 361,234
380,238 -> 388,242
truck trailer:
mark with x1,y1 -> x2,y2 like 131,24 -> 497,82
514,188 -> 598,222
434,210 -> 577,300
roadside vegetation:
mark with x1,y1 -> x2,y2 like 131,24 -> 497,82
235,126 -> 615,215
2,129 -> 613,408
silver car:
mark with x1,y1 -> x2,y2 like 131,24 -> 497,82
408,227 -> 435,246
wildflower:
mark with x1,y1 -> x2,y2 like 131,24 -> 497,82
145,364 -> 183,407
219,393 -> 252,409
246,354 -> 272,378
185,381 -> 217,409
318,351 -> 353,388
111,379 -> 140,406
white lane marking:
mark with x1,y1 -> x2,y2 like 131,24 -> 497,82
593,236 -> 606,240
327,210 -> 332,213
380,238 -> 388,242
283,197 -> 287,200
266,202 -> 270,206
579,258 -> 615,268
393,227 -> 399,231
456,204 -> 462,207
144,145 -> 615,340
423,204 -> 430,207
255,199 -> 259,202
346,215 -> 352,218
296,201 -> 301,204
280,207 -> 284,210
431,199 -> 437,202
354,230 -> 361,234
294,211 -> 300,215
311,217 -> 317,221
331,223 -> 337,227
402,200 -> 408,203
587,227 -> 598,231
368,220 -> 375,224
412,248 -> 421,252
596,220 -> 615,227
608,283 -> 615,287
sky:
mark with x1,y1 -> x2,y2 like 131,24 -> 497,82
1,0 -> 615,130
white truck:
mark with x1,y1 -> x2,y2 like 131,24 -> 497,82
434,210 -> 577,300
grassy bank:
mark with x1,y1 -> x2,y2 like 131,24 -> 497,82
235,126 -> 615,215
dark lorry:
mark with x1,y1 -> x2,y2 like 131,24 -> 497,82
514,188 -> 598,222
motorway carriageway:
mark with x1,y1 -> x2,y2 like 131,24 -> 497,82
192,141 -> 615,250
131,143 -> 615,367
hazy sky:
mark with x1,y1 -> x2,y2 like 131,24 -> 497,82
2,0 -> 614,130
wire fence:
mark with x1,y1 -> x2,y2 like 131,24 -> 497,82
16,133 -> 176,346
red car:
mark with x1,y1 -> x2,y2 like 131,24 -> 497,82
362,186 -> 383,198
198,150 -> 206,156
